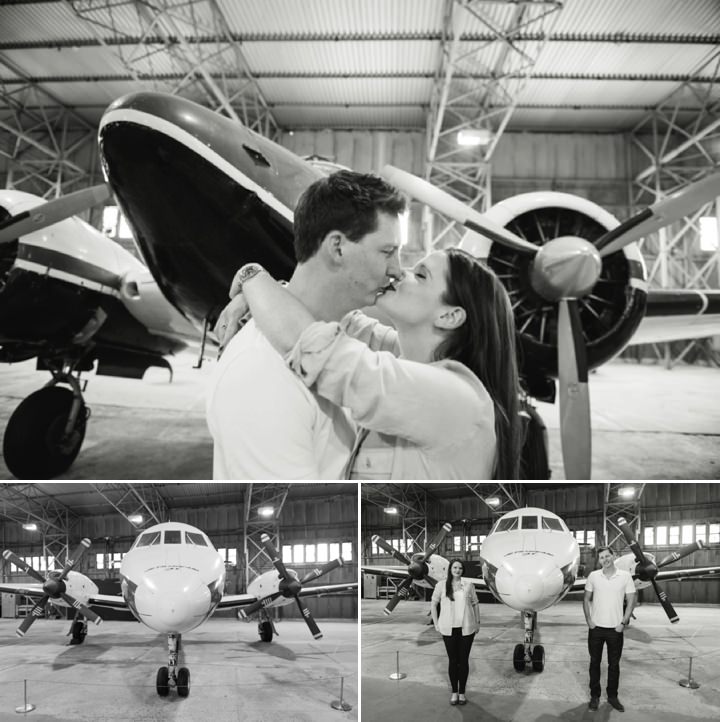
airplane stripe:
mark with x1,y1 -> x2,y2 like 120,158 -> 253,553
15,243 -> 122,296
100,108 -> 294,225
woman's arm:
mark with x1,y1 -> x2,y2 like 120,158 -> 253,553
342,310 -> 401,355
430,584 -> 442,629
242,271 -> 316,355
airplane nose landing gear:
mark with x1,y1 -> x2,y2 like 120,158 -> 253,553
512,611 -> 545,673
156,633 -> 190,698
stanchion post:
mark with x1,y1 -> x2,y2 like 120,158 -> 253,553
679,656 -> 700,689
330,676 -> 353,711
14,679 -> 36,714
389,650 -> 407,680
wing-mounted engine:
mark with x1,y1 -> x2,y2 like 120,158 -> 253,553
462,192 -> 648,399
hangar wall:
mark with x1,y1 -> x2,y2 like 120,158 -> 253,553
0,492 -> 357,620
363,484 -> 720,605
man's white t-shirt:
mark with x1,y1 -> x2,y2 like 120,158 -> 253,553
585,568 -> 636,627
206,319 -> 355,479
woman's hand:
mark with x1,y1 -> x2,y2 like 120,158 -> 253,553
214,292 -> 250,351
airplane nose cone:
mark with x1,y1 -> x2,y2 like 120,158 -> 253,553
135,573 -> 211,633
514,574 -> 544,606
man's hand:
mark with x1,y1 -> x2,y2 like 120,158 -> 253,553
614,623 -> 624,633
214,292 -> 250,350
588,621 -> 596,629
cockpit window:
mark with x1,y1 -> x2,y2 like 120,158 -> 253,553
542,517 -> 564,531
521,515 -> 539,529
495,517 -> 519,532
164,530 -> 182,544
136,531 -> 161,547
185,532 -> 207,546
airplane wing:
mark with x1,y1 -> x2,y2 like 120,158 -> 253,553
214,593 -> 258,610
0,582 -> 45,599
86,593 -> 131,610
361,566 -> 488,591
0,583 -> 130,610
571,565 -> 720,592
297,582 -> 358,598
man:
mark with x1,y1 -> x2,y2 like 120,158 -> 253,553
206,170 -> 406,479
583,546 -> 636,713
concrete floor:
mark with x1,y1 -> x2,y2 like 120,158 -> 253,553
0,354 -> 718,479
0,618 -> 357,722
361,599 -> 720,722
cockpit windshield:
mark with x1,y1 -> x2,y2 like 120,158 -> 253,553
493,517 -> 519,533
185,532 -> 208,546
520,515 -> 538,529
135,531 -> 161,548
542,517 -> 564,531
164,530 -> 182,544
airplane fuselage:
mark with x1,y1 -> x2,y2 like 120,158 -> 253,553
119,522 -> 225,634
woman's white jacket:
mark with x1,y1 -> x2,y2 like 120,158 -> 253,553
431,579 -> 479,636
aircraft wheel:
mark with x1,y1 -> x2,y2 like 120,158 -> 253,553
532,645 -> 545,672
3,387 -> 86,479
70,620 -> 87,644
513,643 -> 525,672
177,667 -> 190,698
259,621 -> 273,642
156,666 -> 170,697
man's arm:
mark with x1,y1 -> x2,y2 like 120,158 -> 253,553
621,592 -> 636,628
583,589 -> 595,628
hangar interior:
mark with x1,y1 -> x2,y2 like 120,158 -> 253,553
0,0 -> 719,482
361,482 -> 720,721
0,482 -> 358,721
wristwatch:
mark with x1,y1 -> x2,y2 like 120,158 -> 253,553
236,263 -> 266,289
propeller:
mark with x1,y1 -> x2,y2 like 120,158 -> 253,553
240,534 -> 343,640
0,184 -> 111,245
617,518 -> 679,623
375,522 -> 452,615
381,164 -> 720,480
2,538 -> 101,637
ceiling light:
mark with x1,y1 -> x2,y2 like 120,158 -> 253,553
457,128 -> 492,147
485,497 -> 500,507
258,506 -> 274,517
127,514 -> 143,524
22,522 -> 38,531
383,506 -> 398,515
618,487 -> 635,499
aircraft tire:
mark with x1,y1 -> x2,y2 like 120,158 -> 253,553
71,620 -> 87,644
532,645 -> 545,672
177,667 -> 190,698
512,643 -> 525,672
2,387 -> 86,479
156,666 -> 170,696
259,621 -> 273,642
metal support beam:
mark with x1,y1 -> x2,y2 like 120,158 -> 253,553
89,484 -> 170,530
464,482 -> 524,516
603,483 -> 646,553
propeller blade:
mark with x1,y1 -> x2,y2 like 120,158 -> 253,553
299,558 -> 343,584
0,184 -> 111,245
294,596 -> 322,639
597,170 -> 720,258
2,550 -> 45,583
60,594 -> 102,625
650,579 -> 679,623
371,535 -> 412,566
16,595 -> 50,637
557,299 -> 592,479
420,522 -> 452,562
423,574 -> 438,587
383,577 -> 414,616
617,518 -> 650,566
59,538 -> 91,579
657,540 -> 704,568
260,534 -> 291,581
238,592 -> 282,619
381,165 -> 539,256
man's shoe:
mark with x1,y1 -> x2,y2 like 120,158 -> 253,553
608,697 -> 625,712
588,697 -> 599,711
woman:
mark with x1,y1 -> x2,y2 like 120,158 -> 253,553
431,559 -> 479,705
225,247 -> 520,479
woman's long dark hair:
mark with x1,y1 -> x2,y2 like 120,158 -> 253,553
445,558 -> 465,600
433,247 -> 521,479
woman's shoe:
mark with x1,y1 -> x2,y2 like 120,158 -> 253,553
458,694 -> 467,705
450,693 -> 459,705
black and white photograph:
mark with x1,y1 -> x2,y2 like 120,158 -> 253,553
1,0 -> 719,481
361,482 -> 720,721
0,482 -> 358,720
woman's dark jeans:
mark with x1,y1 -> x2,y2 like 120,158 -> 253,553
442,627 -> 475,694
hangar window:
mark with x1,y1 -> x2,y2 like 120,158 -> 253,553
644,527 -> 654,545
542,517 -> 563,531
681,525 -> 693,544
696,525 -> 707,544
164,531 -> 182,544
669,526 -> 680,545
136,531 -> 161,547
656,526 -> 668,545
185,532 -> 207,546
95,552 -> 125,570
316,544 -> 328,562
217,548 -> 237,567
710,524 -> 720,544
281,541 -> 353,564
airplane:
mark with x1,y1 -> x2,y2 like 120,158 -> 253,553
2,89 -> 720,479
0,521 -> 357,698
363,508 -> 719,673
0,185 -> 200,479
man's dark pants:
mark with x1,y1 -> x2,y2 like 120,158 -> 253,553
588,626 -> 624,698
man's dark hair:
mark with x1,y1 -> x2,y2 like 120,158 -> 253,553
597,546 -> 615,556
293,170 -> 406,263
